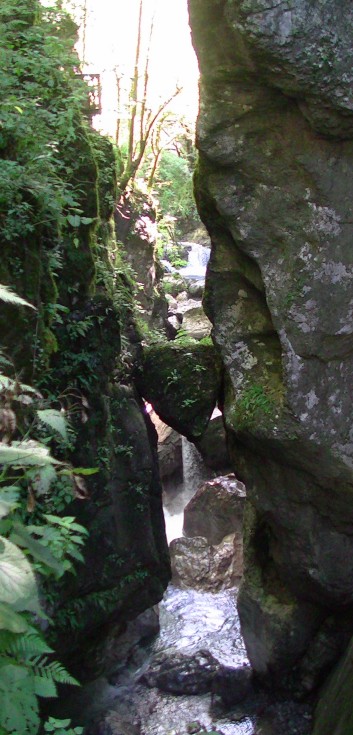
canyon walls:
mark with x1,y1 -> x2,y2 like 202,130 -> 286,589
0,0 -> 170,671
188,0 -> 353,717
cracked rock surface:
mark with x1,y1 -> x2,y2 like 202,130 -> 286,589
188,0 -> 353,719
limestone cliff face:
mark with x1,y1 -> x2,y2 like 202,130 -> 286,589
189,0 -> 353,705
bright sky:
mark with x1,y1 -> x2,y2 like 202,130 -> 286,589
73,0 -> 199,138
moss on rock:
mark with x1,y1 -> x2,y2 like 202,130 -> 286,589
134,341 -> 223,440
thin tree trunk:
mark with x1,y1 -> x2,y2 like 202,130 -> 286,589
126,0 -> 143,178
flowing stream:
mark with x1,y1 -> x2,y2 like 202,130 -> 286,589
65,582 -> 312,735
63,450 -> 313,735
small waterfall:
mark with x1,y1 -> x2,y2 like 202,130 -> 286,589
177,242 -> 211,280
163,437 -> 212,543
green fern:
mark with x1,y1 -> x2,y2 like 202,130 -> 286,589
32,658 -> 79,687
0,630 -> 53,659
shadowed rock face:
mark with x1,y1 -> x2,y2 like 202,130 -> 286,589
188,0 -> 353,699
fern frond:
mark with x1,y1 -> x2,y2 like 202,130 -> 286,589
33,673 -> 57,698
0,630 -> 53,660
32,657 -> 80,686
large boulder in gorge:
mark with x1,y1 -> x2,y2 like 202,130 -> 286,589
169,534 -> 242,591
212,664 -> 254,707
141,649 -> 219,695
189,0 -> 353,698
183,473 -> 245,544
182,306 -> 212,340
134,342 -> 223,441
194,414 -> 231,473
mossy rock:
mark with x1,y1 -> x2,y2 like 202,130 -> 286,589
134,342 -> 223,440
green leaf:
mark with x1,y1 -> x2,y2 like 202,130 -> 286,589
33,674 -> 57,698
67,214 -> 80,227
37,409 -> 68,442
0,663 -> 39,734
0,487 -> 20,518
0,535 -> 40,613
29,464 -> 57,495
0,602 -> 29,633
44,718 -> 72,732
0,440 -> 60,467
11,523 -> 63,576
0,631 -> 53,658
62,466 -> 99,476
0,284 -> 36,310
41,660 -> 80,686
0,374 -> 38,395
80,216 -> 94,225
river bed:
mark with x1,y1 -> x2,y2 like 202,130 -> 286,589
63,581 -> 312,735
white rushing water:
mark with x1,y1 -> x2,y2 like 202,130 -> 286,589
163,437 -> 213,543
177,242 -> 211,280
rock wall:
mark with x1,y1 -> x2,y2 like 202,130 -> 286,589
0,0 -> 170,673
189,0 -> 353,712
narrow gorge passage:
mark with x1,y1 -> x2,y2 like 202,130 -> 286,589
2,1 -> 353,734
58,460 -> 312,735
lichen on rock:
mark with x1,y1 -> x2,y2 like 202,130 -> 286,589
189,0 -> 353,706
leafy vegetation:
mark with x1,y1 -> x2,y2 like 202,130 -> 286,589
153,150 -> 198,230
233,384 -> 277,428
0,285 -> 89,734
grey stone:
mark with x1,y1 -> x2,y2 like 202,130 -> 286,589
141,649 -> 219,695
189,0 -> 353,696
187,281 -> 205,298
195,415 -> 231,473
183,473 -> 245,545
169,534 -> 242,591
212,665 -> 254,707
182,307 -> 212,340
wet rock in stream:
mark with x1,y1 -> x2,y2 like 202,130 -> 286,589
70,586 -> 313,735
211,666 -> 254,707
140,649 -> 219,694
170,535 -> 242,591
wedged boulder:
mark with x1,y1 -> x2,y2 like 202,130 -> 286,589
170,534 -> 242,591
114,189 -> 167,329
141,649 -> 219,695
187,281 -> 205,298
134,342 -> 222,441
163,275 -> 188,298
183,473 -> 246,544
